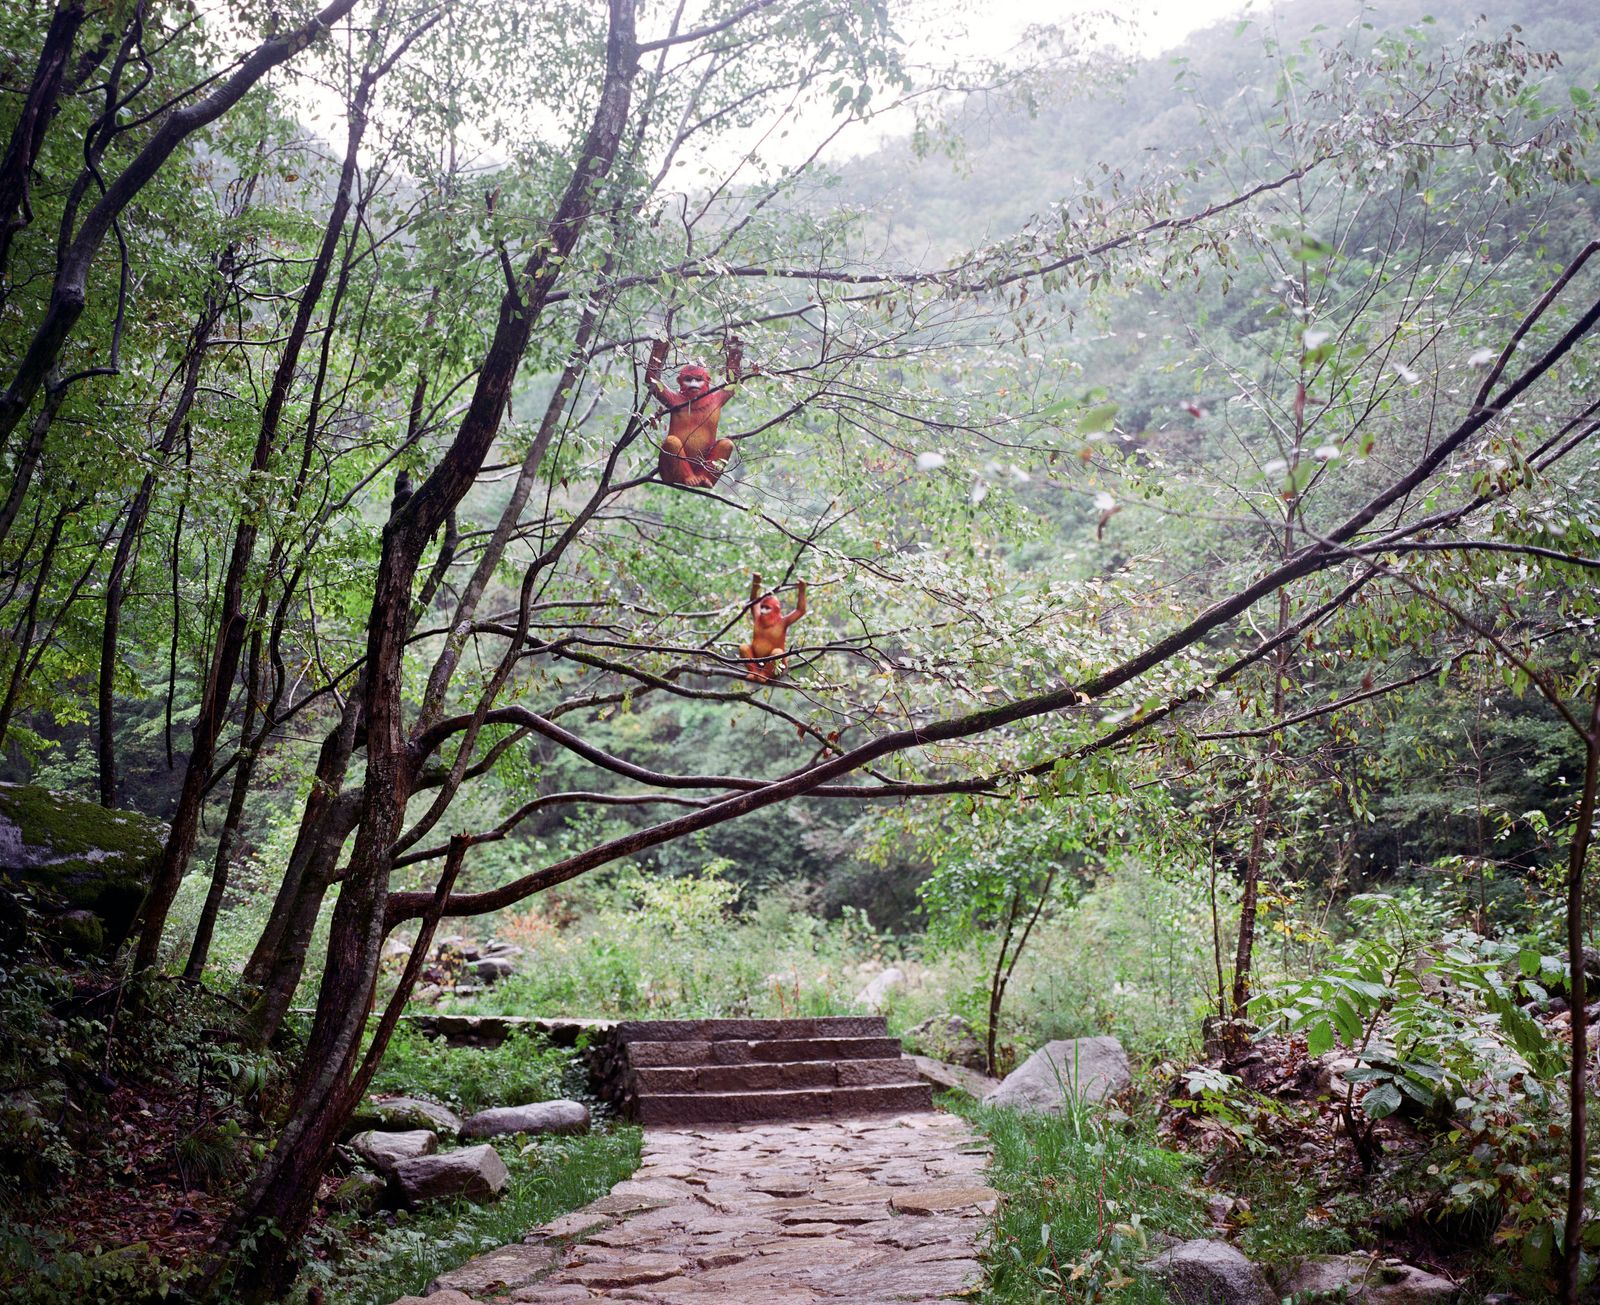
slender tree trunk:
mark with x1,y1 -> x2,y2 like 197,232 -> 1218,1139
204,10 -> 638,1293
0,382 -> 64,556
183,605 -> 268,981
1231,513 -> 1297,1019
0,499 -> 72,747
0,2 -> 86,291
99,295 -> 222,805
1558,692 -> 1600,1304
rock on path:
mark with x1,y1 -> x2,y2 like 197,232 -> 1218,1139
414,1111 -> 994,1303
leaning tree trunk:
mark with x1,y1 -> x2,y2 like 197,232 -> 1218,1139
202,7 -> 639,1295
183,603 -> 268,981
0,1 -> 87,289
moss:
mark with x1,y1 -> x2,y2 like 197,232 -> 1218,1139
0,784 -> 165,860
0,784 -> 166,951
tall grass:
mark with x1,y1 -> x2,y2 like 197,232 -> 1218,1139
945,1092 -> 1205,1304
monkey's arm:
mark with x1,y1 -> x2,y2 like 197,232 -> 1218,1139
785,581 -> 807,628
748,572 -> 763,609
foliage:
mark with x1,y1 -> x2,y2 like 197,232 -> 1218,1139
1252,893 -> 1561,1131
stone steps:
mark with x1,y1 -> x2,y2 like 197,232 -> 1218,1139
633,1082 -> 935,1126
632,1055 -> 913,1094
593,1016 -> 933,1124
626,1035 -> 905,1066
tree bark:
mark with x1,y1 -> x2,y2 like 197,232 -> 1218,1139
98,288 -> 225,805
183,600 -> 268,981
1558,690 -> 1599,1303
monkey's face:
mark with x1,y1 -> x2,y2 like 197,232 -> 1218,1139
677,365 -> 710,396
755,595 -> 782,623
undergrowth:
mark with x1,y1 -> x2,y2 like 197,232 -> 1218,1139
365,1022 -> 584,1115
299,1128 -> 642,1305
945,1092 -> 1205,1303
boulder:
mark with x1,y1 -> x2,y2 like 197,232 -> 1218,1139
1146,1239 -> 1276,1305
389,1293 -> 475,1305
392,1144 -> 508,1207
349,1128 -> 436,1172
907,1053 -> 1000,1099
983,1036 -> 1130,1112
853,966 -> 904,1012
462,1099 -> 589,1139
352,1095 -> 462,1137
473,955 -> 516,983
908,1014 -> 986,1071
0,784 -> 167,951
1278,1255 -> 1458,1304
328,1169 -> 387,1212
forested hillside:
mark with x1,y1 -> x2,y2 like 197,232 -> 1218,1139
0,0 -> 1596,1301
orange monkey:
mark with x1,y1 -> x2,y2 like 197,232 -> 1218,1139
646,337 -> 749,488
740,572 -> 807,682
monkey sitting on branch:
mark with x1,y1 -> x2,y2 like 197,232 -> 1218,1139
740,572 -> 806,683
646,336 -> 751,488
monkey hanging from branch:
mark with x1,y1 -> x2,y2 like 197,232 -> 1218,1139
741,572 -> 806,683
646,336 -> 752,488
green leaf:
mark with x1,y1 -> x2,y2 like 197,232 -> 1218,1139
1077,402 -> 1118,435
1362,1082 -> 1402,1119
1306,1019 -> 1334,1057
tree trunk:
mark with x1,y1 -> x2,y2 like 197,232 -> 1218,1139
98,292 -> 223,805
183,604 -> 268,981
0,2 -> 86,289
1558,692 -> 1599,1303
242,698 -> 361,990
243,793 -> 362,1047
0,498 -> 72,747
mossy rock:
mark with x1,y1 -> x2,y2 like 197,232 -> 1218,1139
0,784 -> 166,952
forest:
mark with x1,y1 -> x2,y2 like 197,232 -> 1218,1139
0,0 -> 1596,1301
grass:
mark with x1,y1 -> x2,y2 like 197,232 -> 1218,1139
365,1022 -> 583,1116
301,1127 -> 642,1305
943,1092 -> 1206,1304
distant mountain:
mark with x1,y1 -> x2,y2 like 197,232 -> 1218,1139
829,0 -> 1599,261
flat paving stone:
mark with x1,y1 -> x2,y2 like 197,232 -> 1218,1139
398,1111 -> 990,1303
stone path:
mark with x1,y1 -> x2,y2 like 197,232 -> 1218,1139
404,1111 -> 995,1304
